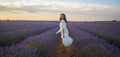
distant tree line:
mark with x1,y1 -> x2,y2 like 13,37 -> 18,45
0,19 -> 120,22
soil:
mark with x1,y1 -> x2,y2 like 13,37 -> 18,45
54,39 -> 80,57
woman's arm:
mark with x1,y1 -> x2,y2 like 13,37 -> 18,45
61,28 -> 64,38
57,20 -> 65,38
56,29 -> 60,34
56,23 -> 61,34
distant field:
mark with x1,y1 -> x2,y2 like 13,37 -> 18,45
0,21 -> 120,57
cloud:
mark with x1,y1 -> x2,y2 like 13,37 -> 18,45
0,1 -> 119,13
0,0 -> 120,21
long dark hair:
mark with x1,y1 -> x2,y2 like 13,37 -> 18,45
60,13 -> 67,23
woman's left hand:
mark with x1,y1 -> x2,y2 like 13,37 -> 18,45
61,36 -> 64,38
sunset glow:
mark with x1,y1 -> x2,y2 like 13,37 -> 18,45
0,0 -> 120,21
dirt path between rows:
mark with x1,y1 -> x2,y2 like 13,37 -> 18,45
54,39 -> 80,57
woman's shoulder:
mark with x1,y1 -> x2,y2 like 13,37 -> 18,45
61,20 -> 66,23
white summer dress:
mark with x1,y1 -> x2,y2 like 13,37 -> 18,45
56,20 -> 73,47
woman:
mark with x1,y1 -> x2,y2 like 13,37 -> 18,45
56,13 -> 73,47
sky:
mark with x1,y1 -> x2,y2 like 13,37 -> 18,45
0,0 -> 120,21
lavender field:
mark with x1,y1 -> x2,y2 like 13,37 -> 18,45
0,21 -> 120,57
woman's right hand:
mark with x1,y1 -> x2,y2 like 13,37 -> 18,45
56,31 -> 59,34
56,29 -> 60,34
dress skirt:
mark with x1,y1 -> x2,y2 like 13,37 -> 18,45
62,35 -> 73,47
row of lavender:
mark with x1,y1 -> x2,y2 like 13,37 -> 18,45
0,26 -> 59,57
72,22 -> 120,47
0,21 -> 54,33
0,21 -> 58,47
68,23 -> 120,57
0,21 -> 120,57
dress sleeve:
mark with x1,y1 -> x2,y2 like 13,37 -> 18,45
60,20 -> 66,29
56,20 -> 66,34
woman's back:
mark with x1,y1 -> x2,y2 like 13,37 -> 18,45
60,20 -> 69,36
